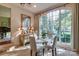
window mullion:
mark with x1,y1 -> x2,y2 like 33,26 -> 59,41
59,9 -> 62,42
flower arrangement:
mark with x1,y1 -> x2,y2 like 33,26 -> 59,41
41,32 -> 47,39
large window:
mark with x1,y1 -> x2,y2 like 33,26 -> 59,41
39,9 -> 72,44
60,10 -> 72,43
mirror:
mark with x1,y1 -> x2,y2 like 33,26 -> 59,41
20,14 -> 31,45
0,5 -> 11,44
21,14 -> 31,33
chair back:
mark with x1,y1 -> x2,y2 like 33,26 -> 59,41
29,36 -> 37,56
52,36 -> 58,49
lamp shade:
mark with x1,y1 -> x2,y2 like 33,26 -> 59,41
29,26 -> 34,33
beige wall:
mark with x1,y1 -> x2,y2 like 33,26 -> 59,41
0,3 -> 34,44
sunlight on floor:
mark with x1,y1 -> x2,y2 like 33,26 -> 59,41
38,47 -> 78,56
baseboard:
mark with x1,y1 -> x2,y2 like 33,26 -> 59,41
72,49 -> 79,52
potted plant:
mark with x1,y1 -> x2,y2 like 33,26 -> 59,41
41,32 -> 47,39
41,32 -> 48,45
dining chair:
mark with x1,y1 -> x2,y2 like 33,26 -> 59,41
45,36 -> 58,56
29,36 -> 44,56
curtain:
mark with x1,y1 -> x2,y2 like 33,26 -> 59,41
72,3 -> 79,50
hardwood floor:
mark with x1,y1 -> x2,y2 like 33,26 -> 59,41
37,47 -> 79,56
0,46 -> 79,56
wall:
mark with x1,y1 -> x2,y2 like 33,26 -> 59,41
0,3 -> 34,44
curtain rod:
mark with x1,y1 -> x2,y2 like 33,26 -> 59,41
35,3 -> 69,15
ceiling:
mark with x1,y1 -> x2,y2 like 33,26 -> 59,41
11,3 -> 65,14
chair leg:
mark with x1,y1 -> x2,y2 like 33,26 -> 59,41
55,48 -> 57,56
43,48 -> 45,56
35,52 -> 38,56
52,48 -> 57,56
31,49 -> 32,56
52,49 -> 54,56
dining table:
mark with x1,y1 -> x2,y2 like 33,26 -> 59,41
36,38 -> 53,46
35,38 -> 53,56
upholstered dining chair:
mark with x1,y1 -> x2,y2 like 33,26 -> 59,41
29,36 -> 44,56
44,36 -> 58,56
